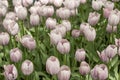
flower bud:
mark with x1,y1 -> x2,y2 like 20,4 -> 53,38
29,6 -> 39,14
83,27 -> 96,41
5,12 -> 18,21
75,49 -> 86,62
103,8 -> 112,18
104,1 -> 114,10
12,0 -> 22,6
57,39 -> 70,54
21,60 -> 34,75
22,0 -> 33,7
3,19 -> 15,29
49,0 -> 54,4
79,61 -> 90,75
80,0 -> 86,4
46,56 -> 60,75
61,20 -> 71,31
34,1 -> 42,6
56,7 -> 71,19
115,38 -> 120,47
92,0 -> 103,11
105,45 -> 117,58
80,23 -> 91,34
71,29 -> 80,38
46,17 -> 57,30
88,12 -> 100,26
0,32 -> 10,45
4,64 -> 18,80
53,0 -> 63,7
118,47 -> 120,56
21,35 -> 36,50
40,0 -> 49,5
70,9 -> 78,16
112,0 -> 119,2
30,14 -> 40,26
106,24 -> 117,33
0,3 -> 7,17
15,6 -> 27,20
10,48 -> 22,62
0,0 -> 8,7
57,65 -> 71,80
91,64 -> 108,80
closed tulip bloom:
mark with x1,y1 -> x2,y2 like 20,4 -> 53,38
92,0 -> 103,11
5,12 -> 18,21
108,10 -> 120,26
75,49 -> 86,62
46,56 -> 60,75
112,0 -> 119,2
22,0 -> 33,7
12,0 -> 22,6
4,64 -> 18,80
103,8 -> 112,18
0,32 -> 10,45
29,6 -> 39,14
21,35 -> 36,50
10,48 -> 22,62
105,45 -> 117,58
97,50 -> 109,63
71,29 -> 80,38
80,23 -> 91,34
83,27 -> 96,41
57,65 -> 71,80
79,61 -> 90,75
53,0 -> 63,7
49,0 -> 54,4
49,31 -> 62,45
46,17 -> 57,30
106,24 -> 117,33
40,0 -> 49,5
80,0 -> 86,4
88,12 -> 100,26
34,1 -> 42,6
21,60 -> 34,75
15,6 -> 27,20
70,9 -> 78,16
118,47 -> 120,56
91,64 -> 108,80
30,14 -> 40,26
115,38 -> 120,47
0,3 -> 7,17
56,7 -> 71,19
3,19 -> 15,29
61,20 -> 71,31
57,39 -> 70,54
104,1 -> 114,10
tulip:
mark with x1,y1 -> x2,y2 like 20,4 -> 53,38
104,1 -> 114,10
0,3 -> 7,17
40,0 -> 49,5
46,56 -> 60,75
112,0 -> 119,2
106,24 -> 117,33
88,12 -> 100,26
115,38 -> 120,47
5,12 -> 18,21
57,65 -> 71,80
80,23 -> 91,34
49,31 -> 62,45
49,0 -> 54,4
4,64 -> 18,80
21,60 -> 34,75
57,39 -> 70,54
53,0 -> 63,7
71,29 -> 80,38
34,1 -> 42,6
29,6 -> 39,14
10,48 -> 22,62
20,35 -> 36,50
0,32 -> 10,45
0,0 -> 8,8
12,0 -> 22,6
75,49 -> 86,62
22,0 -> 33,7
46,17 -> 57,30
30,14 -> 40,26
92,0 -> 103,11
91,64 -> 108,80
80,0 -> 86,4
61,20 -> 71,31
118,47 -> 120,56
103,8 -> 112,18
70,9 -> 78,16
79,61 -> 90,75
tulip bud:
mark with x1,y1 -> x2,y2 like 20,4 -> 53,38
79,61 -> 90,75
5,12 -> 18,21
57,65 -> 71,80
103,8 -> 112,18
56,7 -> 71,19
80,23 -> 91,34
70,9 -> 78,16
53,0 -> 63,7
30,14 -> 40,26
106,24 -> 117,33
40,0 -> 49,5
46,17 -> 57,30
0,32 -> 10,45
112,0 -> 119,2
12,0 -> 22,6
104,1 -> 114,10
83,27 -> 96,41
4,64 -> 18,80
3,19 -> 15,29
71,29 -> 80,38
21,60 -> 34,75
15,6 -> 27,20
0,3 -> 7,17
34,1 -> 42,6
63,0 -> 77,10
57,39 -> 70,54
21,35 -> 36,50
22,0 -> 33,7
29,6 -> 39,14
61,20 -> 71,31
118,47 -> 120,56
105,45 -> 117,58
75,49 -> 86,62
108,10 -> 120,26
115,38 -> 120,47
88,12 -> 100,26
91,64 -> 108,80
92,0 -> 103,11
80,0 -> 86,4
10,48 -> 22,62
49,0 -> 54,4
49,31 -> 62,45
97,50 -> 109,63
46,56 -> 60,75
